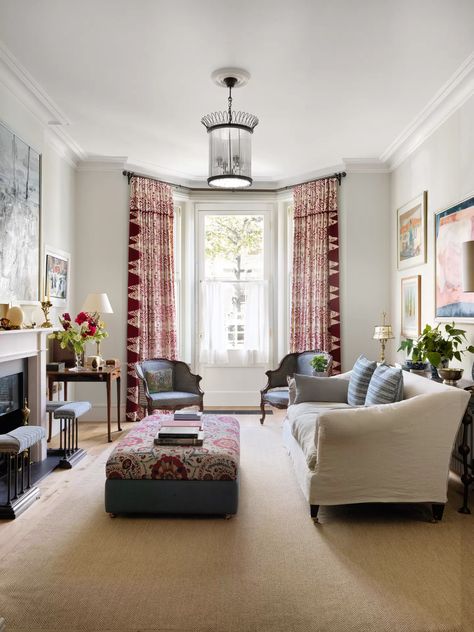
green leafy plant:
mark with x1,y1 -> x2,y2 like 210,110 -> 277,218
398,322 -> 474,367
310,354 -> 329,373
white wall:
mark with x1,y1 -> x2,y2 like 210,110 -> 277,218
72,169 -> 391,415
73,169 -> 129,417
339,172 -> 391,368
0,81 -> 76,321
391,94 -> 474,373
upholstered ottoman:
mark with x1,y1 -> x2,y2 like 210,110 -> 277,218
105,413 -> 240,517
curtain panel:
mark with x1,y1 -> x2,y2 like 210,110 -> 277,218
290,177 -> 341,373
126,176 -> 177,421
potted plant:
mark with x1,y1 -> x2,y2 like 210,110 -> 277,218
398,322 -> 474,382
310,354 -> 329,376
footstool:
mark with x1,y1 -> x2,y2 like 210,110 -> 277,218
105,413 -> 240,517
47,401 -> 91,468
0,425 -> 45,519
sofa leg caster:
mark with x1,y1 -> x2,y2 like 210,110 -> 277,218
431,503 -> 445,522
224,513 -> 233,520
310,504 -> 320,523
109,513 -> 117,519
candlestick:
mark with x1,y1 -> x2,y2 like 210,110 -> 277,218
40,300 -> 53,328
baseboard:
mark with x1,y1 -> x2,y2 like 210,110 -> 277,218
199,391 -> 260,407
76,394 -> 260,420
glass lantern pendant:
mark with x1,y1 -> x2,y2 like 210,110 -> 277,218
201,75 -> 258,188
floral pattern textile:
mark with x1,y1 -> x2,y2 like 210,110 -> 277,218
290,178 -> 341,373
106,414 -> 240,481
126,176 -> 177,421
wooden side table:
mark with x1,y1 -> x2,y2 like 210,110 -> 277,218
457,382 -> 474,513
47,366 -> 122,443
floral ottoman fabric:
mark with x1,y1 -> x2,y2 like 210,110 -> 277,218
106,413 -> 240,481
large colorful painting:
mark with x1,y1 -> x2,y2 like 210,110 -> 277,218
401,275 -> 421,339
435,195 -> 474,320
0,121 -> 41,303
397,192 -> 427,270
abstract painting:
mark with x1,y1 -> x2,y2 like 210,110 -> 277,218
397,192 -> 427,270
45,247 -> 70,307
0,121 -> 41,303
401,275 -> 421,339
435,195 -> 474,320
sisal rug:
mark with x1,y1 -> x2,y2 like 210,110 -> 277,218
0,415 -> 473,632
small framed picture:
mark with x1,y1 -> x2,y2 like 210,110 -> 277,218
397,191 -> 427,270
401,275 -> 421,339
44,246 -> 70,307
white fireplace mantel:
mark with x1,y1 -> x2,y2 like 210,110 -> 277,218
0,328 -> 53,461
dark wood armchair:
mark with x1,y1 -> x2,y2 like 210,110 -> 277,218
259,350 -> 333,424
135,358 -> 204,415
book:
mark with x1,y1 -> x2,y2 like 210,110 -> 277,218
163,419 -> 203,429
173,411 -> 202,421
154,431 -> 204,447
158,426 -> 200,439
47,362 -> 65,372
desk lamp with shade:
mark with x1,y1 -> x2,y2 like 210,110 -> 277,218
373,312 -> 394,363
81,293 -> 113,360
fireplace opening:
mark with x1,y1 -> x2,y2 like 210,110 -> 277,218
0,360 -> 27,481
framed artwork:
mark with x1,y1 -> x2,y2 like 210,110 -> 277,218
401,275 -> 421,339
435,195 -> 474,320
0,120 -> 41,303
397,191 -> 427,270
44,246 -> 70,307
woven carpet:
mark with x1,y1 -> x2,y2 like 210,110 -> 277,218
0,415 -> 473,632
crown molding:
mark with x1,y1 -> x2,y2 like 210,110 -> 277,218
342,157 -> 390,173
0,39 -> 85,164
381,52 -> 474,170
76,156 -> 128,172
274,164 -> 346,189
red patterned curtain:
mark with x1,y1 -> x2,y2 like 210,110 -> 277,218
290,177 -> 341,373
126,176 -> 177,420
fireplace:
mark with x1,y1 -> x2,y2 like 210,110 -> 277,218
0,329 -> 50,463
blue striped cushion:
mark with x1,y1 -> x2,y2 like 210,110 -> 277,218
347,355 -> 377,406
365,364 -> 404,405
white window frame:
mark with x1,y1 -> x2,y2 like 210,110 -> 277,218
196,203 -> 273,368
173,205 -> 182,358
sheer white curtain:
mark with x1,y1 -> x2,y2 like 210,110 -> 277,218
199,281 -> 232,365
236,280 -> 269,365
200,280 -> 269,366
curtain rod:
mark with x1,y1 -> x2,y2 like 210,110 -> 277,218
122,170 -> 347,191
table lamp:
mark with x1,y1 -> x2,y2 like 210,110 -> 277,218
373,312 -> 394,363
82,292 -> 113,359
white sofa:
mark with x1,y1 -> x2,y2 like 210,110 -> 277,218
283,370 -> 470,522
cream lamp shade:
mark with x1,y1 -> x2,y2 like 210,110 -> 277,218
373,325 -> 394,341
82,293 -> 114,314
462,240 -> 474,292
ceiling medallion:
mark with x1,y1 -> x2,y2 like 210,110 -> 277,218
201,68 -> 258,189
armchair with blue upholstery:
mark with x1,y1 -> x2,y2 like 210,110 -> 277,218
259,350 -> 332,424
135,358 -> 204,415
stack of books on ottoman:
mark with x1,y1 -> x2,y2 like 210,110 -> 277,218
154,411 -> 203,446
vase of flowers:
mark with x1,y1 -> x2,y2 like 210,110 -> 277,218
50,311 -> 108,371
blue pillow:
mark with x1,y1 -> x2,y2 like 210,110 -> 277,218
365,364 -> 404,405
347,355 -> 377,406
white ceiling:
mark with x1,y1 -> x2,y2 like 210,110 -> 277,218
0,0 -> 473,184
